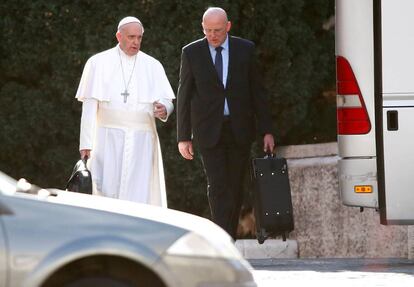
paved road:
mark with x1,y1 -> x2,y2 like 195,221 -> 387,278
250,258 -> 414,287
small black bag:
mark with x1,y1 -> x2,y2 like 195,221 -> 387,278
65,157 -> 93,194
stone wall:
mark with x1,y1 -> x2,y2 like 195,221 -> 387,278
280,142 -> 408,258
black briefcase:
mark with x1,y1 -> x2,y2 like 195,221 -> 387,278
65,157 -> 93,194
251,154 -> 294,244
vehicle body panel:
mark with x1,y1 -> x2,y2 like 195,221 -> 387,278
336,0 -> 414,223
0,171 -> 256,287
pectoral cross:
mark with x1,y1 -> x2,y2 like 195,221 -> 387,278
121,90 -> 129,103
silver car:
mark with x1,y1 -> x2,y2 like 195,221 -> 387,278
0,171 -> 256,287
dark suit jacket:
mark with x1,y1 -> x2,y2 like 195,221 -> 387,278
177,36 -> 272,149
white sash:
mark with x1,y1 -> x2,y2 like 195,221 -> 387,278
96,108 -> 167,207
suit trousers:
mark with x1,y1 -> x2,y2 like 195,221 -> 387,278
199,119 -> 251,240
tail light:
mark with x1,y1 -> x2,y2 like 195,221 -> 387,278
336,56 -> 371,134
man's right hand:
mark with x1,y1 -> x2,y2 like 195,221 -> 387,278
80,149 -> 91,160
178,141 -> 194,160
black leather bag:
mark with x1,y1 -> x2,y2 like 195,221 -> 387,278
65,158 -> 93,194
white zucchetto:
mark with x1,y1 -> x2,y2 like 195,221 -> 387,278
117,16 -> 144,32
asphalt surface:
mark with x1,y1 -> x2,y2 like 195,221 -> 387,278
250,258 -> 414,287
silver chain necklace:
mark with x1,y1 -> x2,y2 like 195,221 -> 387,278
118,48 -> 137,103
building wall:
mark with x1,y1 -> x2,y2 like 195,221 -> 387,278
280,142 -> 408,258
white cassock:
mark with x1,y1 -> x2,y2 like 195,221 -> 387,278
75,45 -> 175,207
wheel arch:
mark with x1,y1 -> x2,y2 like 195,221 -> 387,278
40,254 -> 167,287
23,236 -> 167,287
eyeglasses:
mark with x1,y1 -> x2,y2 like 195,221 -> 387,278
203,28 -> 226,35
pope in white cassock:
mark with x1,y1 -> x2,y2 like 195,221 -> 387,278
75,16 -> 175,207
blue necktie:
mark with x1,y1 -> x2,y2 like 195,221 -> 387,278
215,46 -> 223,83
215,46 -> 230,115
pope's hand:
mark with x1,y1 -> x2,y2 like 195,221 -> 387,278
178,141 -> 194,160
153,102 -> 167,120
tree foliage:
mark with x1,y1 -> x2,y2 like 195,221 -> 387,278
0,0 -> 335,216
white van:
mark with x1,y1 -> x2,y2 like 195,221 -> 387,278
336,0 -> 414,224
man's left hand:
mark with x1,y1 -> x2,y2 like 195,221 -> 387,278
263,133 -> 275,154
153,102 -> 167,120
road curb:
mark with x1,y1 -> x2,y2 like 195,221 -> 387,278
236,239 -> 298,259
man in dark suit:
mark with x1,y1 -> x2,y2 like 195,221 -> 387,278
177,7 -> 275,240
